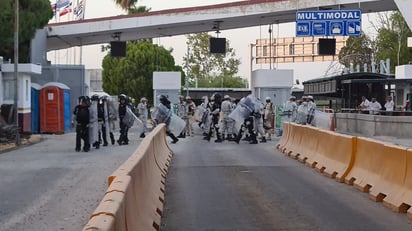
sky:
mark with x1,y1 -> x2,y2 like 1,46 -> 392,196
49,0 -> 382,84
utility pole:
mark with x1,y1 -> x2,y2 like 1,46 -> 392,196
14,0 -> 20,145
186,46 -> 189,96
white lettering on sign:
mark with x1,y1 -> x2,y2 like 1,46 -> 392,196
297,10 -> 361,21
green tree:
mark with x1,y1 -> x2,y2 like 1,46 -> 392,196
338,33 -> 375,69
375,11 -> 412,72
0,0 -> 53,62
183,33 -> 242,88
102,41 -> 183,105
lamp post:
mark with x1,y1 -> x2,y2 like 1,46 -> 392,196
14,0 -> 20,145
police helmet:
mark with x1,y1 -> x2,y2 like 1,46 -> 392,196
91,94 -> 100,101
158,94 -> 168,102
101,95 -> 109,101
119,94 -> 127,101
265,96 -> 271,102
141,97 -> 147,102
185,96 -> 191,100
78,96 -> 86,103
223,95 -> 231,100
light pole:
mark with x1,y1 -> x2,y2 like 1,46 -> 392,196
185,46 -> 189,96
14,0 -> 20,145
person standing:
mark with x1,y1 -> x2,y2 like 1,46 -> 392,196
296,96 -> 309,125
384,96 -> 394,115
307,95 -> 316,125
185,96 -> 196,137
369,97 -> 382,115
97,97 -> 108,146
205,93 -> 223,143
89,94 -> 100,149
73,96 -> 90,152
117,94 -> 130,145
254,99 -> 266,143
176,95 -> 187,138
359,96 -> 370,114
137,97 -> 149,138
221,95 -> 234,141
106,97 -> 117,145
152,95 -> 179,144
263,97 -> 274,140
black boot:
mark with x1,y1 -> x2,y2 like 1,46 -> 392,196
260,137 -> 267,143
168,132 -> 179,144
110,132 -> 115,145
215,131 -> 223,143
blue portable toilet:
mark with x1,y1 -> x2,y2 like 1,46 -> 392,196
31,83 -> 42,134
40,82 -> 71,133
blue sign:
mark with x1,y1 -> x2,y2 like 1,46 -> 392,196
296,9 -> 362,37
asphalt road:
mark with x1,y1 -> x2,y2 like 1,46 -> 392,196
0,127 -> 142,231
160,128 -> 412,231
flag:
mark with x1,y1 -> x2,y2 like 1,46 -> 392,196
56,0 -> 71,10
59,3 -> 72,17
73,0 -> 85,20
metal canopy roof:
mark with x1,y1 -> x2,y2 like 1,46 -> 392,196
45,0 -> 398,51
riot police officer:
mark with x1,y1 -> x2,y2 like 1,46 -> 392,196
205,92 -> 223,143
73,96 -> 90,152
117,94 -> 130,145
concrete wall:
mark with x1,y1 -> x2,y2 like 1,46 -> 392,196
336,113 -> 412,138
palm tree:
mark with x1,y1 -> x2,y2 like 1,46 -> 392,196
113,0 -> 138,11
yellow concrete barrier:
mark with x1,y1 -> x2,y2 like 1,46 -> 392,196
283,123 -> 305,157
382,148 -> 412,213
344,137 -> 385,192
276,122 -> 290,150
312,130 -> 356,182
367,144 -> 408,202
83,175 -> 130,231
151,126 -> 173,175
84,124 -> 171,231
83,214 -> 115,231
294,126 -> 320,166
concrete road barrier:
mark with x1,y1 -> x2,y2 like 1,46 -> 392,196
283,124 -> 305,157
383,148 -> 412,213
276,122 -> 290,151
344,137 -> 384,192
83,175 -> 130,230
83,124 -> 172,231
295,126 -> 320,166
312,130 -> 356,182
83,214 -> 115,231
368,144 -> 407,202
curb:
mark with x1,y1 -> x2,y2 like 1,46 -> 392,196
0,134 -> 43,153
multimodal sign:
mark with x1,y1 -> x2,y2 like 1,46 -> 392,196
296,9 -> 362,37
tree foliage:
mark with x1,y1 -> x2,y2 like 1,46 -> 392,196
375,11 -> 412,72
102,41 -> 183,105
339,11 -> 412,73
183,33 -> 243,88
0,0 -> 53,62
338,33 -> 374,69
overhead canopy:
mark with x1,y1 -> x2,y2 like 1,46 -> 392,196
45,0 -> 398,51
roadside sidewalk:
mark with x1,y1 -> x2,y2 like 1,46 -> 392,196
0,135 -> 42,153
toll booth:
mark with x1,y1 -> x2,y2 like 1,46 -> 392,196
153,72 -> 181,107
31,83 -> 42,134
40,82 -> 71,134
